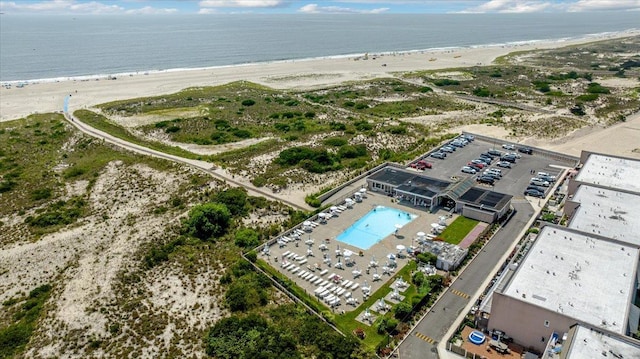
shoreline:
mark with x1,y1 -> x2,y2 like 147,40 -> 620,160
1,29 -> 638,86
2,30 -> 638,123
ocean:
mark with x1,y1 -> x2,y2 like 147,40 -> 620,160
0,12 -> 638,82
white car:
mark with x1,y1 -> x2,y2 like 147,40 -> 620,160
502,144 -> 516,150
530,178 -> 550,187
461,166 -> 477,174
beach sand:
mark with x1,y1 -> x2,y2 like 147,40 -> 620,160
2,30 -> 639,159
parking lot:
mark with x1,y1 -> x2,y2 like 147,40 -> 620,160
407,137 -> 573,198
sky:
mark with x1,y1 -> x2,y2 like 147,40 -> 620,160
1,0 -> 639,15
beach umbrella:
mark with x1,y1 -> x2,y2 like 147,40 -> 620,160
431,223 -> 439,228
330,206 -> 338,211
387,253 -> 396,260
303,220 -> 311,226
396,244 -> 406,251
360,188 -> 367,194
417,231 -> 425,237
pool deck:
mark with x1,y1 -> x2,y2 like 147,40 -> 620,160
260,190 -> 459,313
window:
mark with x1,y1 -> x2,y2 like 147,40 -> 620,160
544,320 -> 550,327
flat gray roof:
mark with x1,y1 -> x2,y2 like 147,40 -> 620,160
569,185 -> 640,246
576,154 -> 640,194
565,325 -> 640,358
502,226 -> 639,334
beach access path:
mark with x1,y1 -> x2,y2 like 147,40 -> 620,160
64,109 -> 310,211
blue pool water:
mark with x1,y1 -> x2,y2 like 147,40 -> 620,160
336,206 -> 418,250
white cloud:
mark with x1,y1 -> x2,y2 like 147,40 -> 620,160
198,0 -> 285,7
460,0 -> 553,13
460,0 -> 640,13
299,3 -> 389,13
0,0 -> 177,14
567,0 -> 640,12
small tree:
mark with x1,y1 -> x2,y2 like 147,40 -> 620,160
235,228 -> 260,248
183,203 -> 231,240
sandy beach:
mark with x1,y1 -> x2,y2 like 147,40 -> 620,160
2,30 -> 639,159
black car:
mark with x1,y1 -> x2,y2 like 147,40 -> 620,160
477,176 -> 495,185
524,189 -> 545,198
430,152 -> 446,159
500,155 -> 517,163
488,149 -> 503,156
518,147 -> 533,154
527,185 -> 546,193
481,152 -> 496,159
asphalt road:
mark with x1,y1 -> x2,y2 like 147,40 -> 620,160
397,200 -> 534,358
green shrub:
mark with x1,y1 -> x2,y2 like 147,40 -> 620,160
182,203 -> 232,240
241,99 -> 256,106
165,126 -> 180,133
587,82 -> 610,94
234,228 -> 260,248
577,93 -> 599,102
323,137 -> 348,147
473,87 -> 492,97
432,79 -> 460,86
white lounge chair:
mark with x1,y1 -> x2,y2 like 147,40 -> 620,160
282,250 -> 291,257
298,259 -> 308,265
350,282 -> 359,290
298,271 -> 307,277
291,268 -> 299,274
336,288 -> 346,296
314,277 -> 323,285
319,269 -> 328,276
321,280 -> 330,287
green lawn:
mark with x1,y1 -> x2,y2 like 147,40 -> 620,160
438,216 -> 479,245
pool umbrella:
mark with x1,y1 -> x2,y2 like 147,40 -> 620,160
396,244 -> 406,252
417,231 -> 425,237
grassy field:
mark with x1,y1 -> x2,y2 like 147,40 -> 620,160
438,217 -> 480,245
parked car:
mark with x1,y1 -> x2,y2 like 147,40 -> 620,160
440,146 -> 454,153
483,172 -> 501,180
430,152 -> 446,159
484,169 -> 502,177
527,185 -> 546,193
538,175 -> 555,183
524,189 -> 545,198
462,134 -> 475,141
461,166 -> 477,174
478,155 -> 493,164
530,178 -> 550,187
500,155 -> 517,163
537,172 -> 556,181
450,141 -> 465,148
488,149 -> 503,156
518,147 -> 533,154
470,160 -> 487,167
496,161 -> 512,168
477,176 -> 495,185
416,160 -> 432,169
507,152 -> 522,159
469,163 -> 484,171
502,144 -> 515,150
481,152 -> 496,159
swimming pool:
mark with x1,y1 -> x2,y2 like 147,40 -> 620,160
336,206 -> 417,250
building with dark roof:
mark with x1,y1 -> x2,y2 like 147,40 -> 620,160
366,166 -> 512,223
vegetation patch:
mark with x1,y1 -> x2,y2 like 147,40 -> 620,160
0,284 -> 52,358
438,216 -> 479,245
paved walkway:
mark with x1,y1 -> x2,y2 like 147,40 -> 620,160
64,109 -> 309,211
458,223 -> 488,249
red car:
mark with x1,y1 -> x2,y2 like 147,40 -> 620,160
468,161 -> 485,169
416,160 -> 432,170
